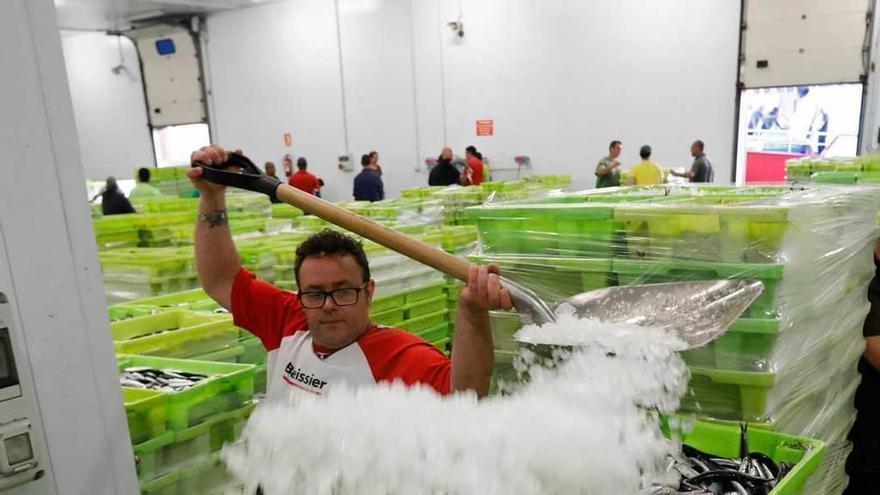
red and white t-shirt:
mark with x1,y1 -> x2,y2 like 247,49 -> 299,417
231,268 -> 452,399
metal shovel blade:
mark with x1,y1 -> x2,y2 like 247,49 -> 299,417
504,278 -> 764,350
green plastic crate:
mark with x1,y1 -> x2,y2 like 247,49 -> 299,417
140,470 -> 179,495
177,453 -> 233,494
405,295 -> 448,319
370,291 -> 406,313
401,309 -> 449,333
416,322 -> 450,343
210,401 -> 255,451
133,430 -> 174,481
431,337 -> 450,353
117,355 -> 255,431
163,404 -> 252,470
404,283 -> 447,304
239,336 -> 266,365
612,259 -> 784,318
371,307 -> 405,326
472,254 -> 613,298
681,318 -> 781,371
123,388 -> 168,445
669,420 -> 825,495
112,310 -> 238,359
614,202 -> 724,260
189,345 -> 245,363
469,204 -> 616,256
682,367 -> 777,422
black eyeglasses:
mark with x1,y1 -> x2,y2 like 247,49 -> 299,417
298,282 -> 368,309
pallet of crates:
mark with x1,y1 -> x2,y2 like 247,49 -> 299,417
100,248 -> 199,304
93,213 -> 140,250
466,185 -> 878,495
118,353 -> 255,495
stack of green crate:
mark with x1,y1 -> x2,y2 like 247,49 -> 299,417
93,214 -> 141,250
119,355 -> 255,494
466,184 -> 879,495
143,166 -> 197,198
107,288 -> 220,321
100,249 -> 199,304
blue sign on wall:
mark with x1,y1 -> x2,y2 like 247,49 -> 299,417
155,38 -> 176,56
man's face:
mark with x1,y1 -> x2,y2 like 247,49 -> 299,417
441,148 -> 453,160
691,142 -> 701,157
370,153 -> 379,165
610,143 -> 621,158
298,254 -> 373,349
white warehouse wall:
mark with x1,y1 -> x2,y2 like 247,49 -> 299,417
204,0 -> 740,198
61,31 -> 154,181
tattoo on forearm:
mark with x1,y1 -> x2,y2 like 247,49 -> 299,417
198,209 -> 228,228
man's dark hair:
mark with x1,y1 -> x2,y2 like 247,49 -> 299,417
639,145 -> 652,159
138,167 -> 151,183
465,145 -> 477,155
609,140 -> 622,151
694,140 -> 705,151
294,229 -> 371,288
360,154 -> 371,167
297,157 -> 307,170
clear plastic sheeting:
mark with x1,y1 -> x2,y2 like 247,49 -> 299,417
468,185 -> 878,461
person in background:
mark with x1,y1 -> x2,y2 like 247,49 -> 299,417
315,178 -> 325,198
845,241 -> 880,495
461,145 -> 484,186
429,147 -> 460,186
368,151 -> 383,176
670,140 -> 714,182
626,145 -> 663,186
92,176 -> 135,215
282,154 -> 294,179
354,154 -> 384,202
264,161 -> 279,180
264,162 -> 281,203
129,167 -> 163,200
595,140 -> 622,188
288,157 -> 320,195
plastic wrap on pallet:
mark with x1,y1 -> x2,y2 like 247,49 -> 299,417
468,184 -> 879,426
807,440 -> 852,495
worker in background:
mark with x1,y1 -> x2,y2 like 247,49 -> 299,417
316,178 -> 325,198
282,154 -> 294,179
91,176 -> 135,215
627,145 -> 663,186
264,161 -> 279,180
187,143 -> 511,399
264,162 -> 281,203
595,140 -> 622,188
461,145 -> 484,186
845,241 -> 880,494
429,147 -> 461,186
368,151 -> 383,176
128,167 -> 163,200
670,140 -> 714,182
354,154 -> 384,201
288,157 -> 320,196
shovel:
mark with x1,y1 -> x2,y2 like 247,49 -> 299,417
194,154 -> 762,349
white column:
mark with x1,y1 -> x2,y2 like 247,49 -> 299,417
0,1 -> 138,494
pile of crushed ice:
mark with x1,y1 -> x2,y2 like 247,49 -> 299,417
222,307 -> 690,494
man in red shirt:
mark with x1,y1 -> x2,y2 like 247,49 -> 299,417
188,144 -> 512,399
462,146 -> 484,186
287,157 -> 320,195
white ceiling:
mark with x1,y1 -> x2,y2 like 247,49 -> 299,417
54,0 -> 269,31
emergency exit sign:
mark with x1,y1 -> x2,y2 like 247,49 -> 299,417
476,119 -> 494,136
